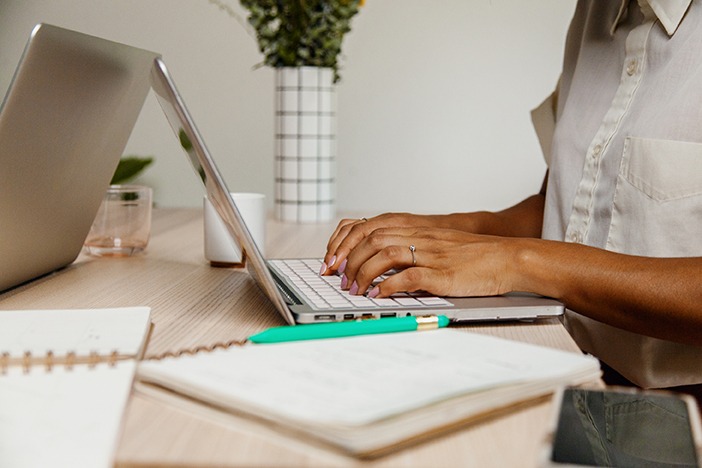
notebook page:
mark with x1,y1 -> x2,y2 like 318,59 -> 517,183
0,307 -> 151,468
139,329 -> 599,427
0,361 -> 136,468
0,307 -> 151,357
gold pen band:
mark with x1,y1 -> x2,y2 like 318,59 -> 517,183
416,315 -> 439,331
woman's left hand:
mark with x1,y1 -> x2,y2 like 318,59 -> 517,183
339,226 -> 526,298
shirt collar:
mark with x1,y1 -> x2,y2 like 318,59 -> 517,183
612,0 -> 692,36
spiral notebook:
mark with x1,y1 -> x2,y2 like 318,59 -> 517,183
0,307 -> 152,468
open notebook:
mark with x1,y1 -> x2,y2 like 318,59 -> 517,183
0,307 -> 152,468
138,329 -> 600,457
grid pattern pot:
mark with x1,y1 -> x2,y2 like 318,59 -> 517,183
274,67 -> 336,222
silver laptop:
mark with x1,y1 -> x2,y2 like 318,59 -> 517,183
150,59 -> 564,325
0,24 -> 158,292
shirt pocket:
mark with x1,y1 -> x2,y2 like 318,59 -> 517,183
606,137 -> 702,257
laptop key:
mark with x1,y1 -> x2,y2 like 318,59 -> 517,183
394,297 -> 421,306
418,297 -> 452,306
370,298 -> 401,307
348,297 -> 376,308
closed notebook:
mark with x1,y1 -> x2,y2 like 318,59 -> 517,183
0,307 -> 152,468
137,328 -> 600,457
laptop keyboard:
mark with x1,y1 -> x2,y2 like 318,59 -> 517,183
269,259 -> 453,311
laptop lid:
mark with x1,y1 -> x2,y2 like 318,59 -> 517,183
150,58 -> 296,325
151,58 -> 564,325
0,24 -> 159,292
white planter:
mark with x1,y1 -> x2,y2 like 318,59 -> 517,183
274,67 -> 336,223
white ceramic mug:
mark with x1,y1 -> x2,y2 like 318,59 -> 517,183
204,193 -> 266,267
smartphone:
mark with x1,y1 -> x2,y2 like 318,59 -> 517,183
541,386 -> 702,467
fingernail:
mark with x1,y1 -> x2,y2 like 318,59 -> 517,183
329,255 -> 337,268
341,275 -> 348,289
338,258 -> 347,274
368,286 -> 380,298
319,262 -> 327,275
349,281 -> 359,295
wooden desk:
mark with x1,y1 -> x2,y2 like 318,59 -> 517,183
0,208 -> 584,467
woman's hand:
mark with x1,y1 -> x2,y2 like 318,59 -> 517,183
338,226 -> 525,298
320,194 -> 549,276
321,213 -> 454,275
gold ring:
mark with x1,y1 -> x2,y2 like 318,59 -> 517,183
409,244 -> 416,266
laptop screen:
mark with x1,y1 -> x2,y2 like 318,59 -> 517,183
150,58 -> 295,325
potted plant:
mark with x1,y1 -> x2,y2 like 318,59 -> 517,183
210,0 -> 364,222
238,0 -> 363,83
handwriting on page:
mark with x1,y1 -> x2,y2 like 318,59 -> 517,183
0,308 -> 150,356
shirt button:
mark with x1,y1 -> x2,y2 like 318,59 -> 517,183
626,60 -> 637,76
569,232 -> 583,243
592,145 -> 602,157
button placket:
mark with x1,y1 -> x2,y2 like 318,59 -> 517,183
563,21 -> 655,245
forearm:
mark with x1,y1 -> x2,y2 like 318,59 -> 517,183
513,239 -> 702,346
433,172 -> 547,236
434,193 -> 545,238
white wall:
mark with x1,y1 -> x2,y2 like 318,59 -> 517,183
0,0 -> 575,215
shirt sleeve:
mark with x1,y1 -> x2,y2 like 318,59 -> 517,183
530,87 -> 558,167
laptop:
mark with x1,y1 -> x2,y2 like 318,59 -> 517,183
150,59 -> 565,325
0,24 -> 158,292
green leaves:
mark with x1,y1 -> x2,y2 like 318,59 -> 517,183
239,0 -> 362,82
111,156 -> 154,185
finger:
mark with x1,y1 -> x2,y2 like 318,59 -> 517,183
345,227 -> 427,268
325,218 -> 378,274
368,267 -> 448,298
342,227 -> 479,283
346,235 -> 430,294
325,218 -> 358,252
321,218 -> 364,274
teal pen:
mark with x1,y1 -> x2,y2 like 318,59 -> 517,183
248,315 -> 450,344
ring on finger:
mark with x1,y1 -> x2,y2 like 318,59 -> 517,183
360,217 -> 368,222
409,244 -> 416,266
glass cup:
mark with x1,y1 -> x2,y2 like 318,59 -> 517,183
84,185 -> 152,257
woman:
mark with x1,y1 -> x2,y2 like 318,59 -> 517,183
322,0 -> 702,395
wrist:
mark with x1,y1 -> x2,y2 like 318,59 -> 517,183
510,238 -> 563,299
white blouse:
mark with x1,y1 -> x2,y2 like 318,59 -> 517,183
533,0 -> 702,388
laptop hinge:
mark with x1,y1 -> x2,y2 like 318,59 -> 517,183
269,268 -> 301,305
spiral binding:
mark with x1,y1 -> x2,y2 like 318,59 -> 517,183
146,339 -> 246,361
0,349 -> 129,375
